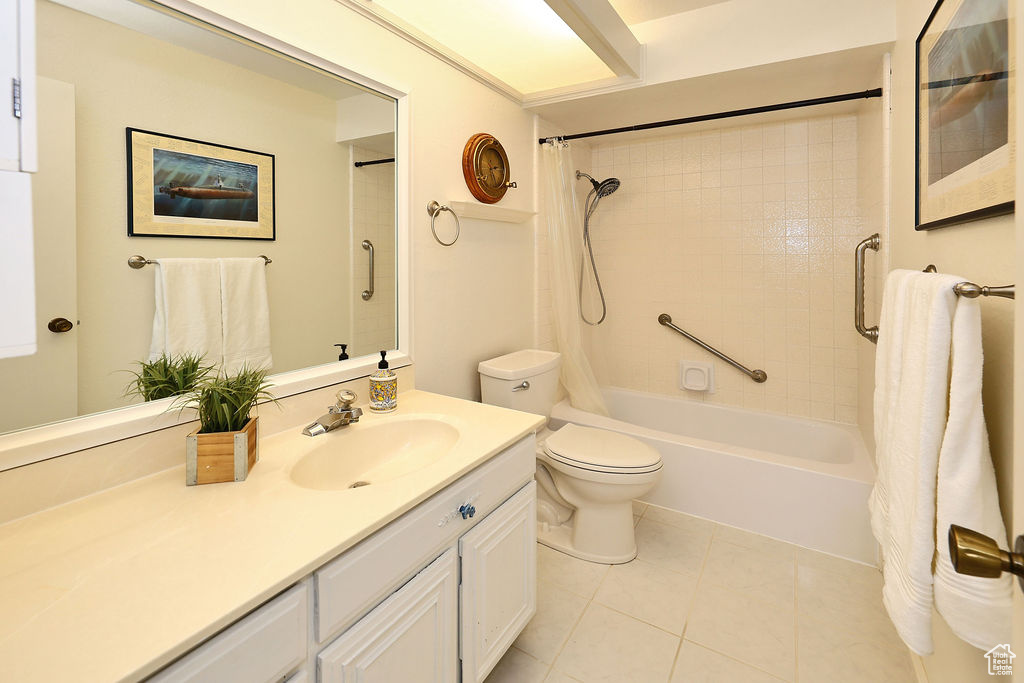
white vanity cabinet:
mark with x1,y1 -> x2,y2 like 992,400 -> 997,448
147,435 -> 537,683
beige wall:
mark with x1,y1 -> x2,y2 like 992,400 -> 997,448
887,1 -> 1015,680
37,1 -> 355,414
177,0 -> 537,402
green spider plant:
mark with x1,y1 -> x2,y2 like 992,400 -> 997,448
126,353 -> 213,402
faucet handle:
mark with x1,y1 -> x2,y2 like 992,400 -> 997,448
334,390 -> 358,410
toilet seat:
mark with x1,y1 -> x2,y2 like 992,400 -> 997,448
543,424 -> 662,475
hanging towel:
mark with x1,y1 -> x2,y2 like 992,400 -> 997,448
870,268 -> 960,655
219,257 -> 273,374
149,258 -> 223,366
933,293 -> 1012,648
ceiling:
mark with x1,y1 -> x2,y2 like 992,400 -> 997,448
606,0 -> 730,25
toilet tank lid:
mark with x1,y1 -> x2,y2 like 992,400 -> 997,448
478,349 -> 561,380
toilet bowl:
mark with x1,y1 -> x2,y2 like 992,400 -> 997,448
478,350 -> 662,564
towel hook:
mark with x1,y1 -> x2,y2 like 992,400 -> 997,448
427,200 -> 460,247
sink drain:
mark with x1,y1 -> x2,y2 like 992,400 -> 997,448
349,481 -> 371,489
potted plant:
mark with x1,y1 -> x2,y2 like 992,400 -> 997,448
125,353 -> 212,402
180,365 -> 276,486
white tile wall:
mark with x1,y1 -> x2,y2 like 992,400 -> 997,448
351,146 -> 397,357
544,115 -> 871,423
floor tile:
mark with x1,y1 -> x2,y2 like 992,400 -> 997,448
537,544 -> 610,599
797,549 -> 888,635
634,518 -> 713,575
642,505 -> 715,534
632,501 -> 648,517
685,581 -> 796,680
671,641 -> 784,682
593,559 -> 698,635
798,611 -> 915,682
515,579 -> 589,665
485,646 -> 549,683
701,537 -> 795,608
554,602 -> 680,683
713,524 -> 799,558
544,671 -> 583,683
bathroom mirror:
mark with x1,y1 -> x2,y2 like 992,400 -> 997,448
0,0 -> 400,438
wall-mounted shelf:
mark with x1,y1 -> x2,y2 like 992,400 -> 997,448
447,201 -> 535,224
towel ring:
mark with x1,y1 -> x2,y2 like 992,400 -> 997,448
427,200 -> 460,247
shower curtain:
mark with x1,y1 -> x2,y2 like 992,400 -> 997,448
541,142 -> 608,416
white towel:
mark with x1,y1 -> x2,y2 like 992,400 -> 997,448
870,268 -> 960,655
149,258 -> 223,366
218,258 -> 272,374
933,294 -> 1012,648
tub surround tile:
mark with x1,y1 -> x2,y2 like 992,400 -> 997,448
671,641 -> 785,682
593,559 -> 698,635
554,603 -> 679,683
514,580 -> 589,665
685,581 -> 796,681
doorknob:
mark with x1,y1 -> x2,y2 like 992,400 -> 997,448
948,524 -> 1024,589
47,318 -> 74,333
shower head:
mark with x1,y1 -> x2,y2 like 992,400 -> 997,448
576,171 -> 621,198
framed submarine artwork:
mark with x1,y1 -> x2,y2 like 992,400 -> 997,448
127,128 -> 275,240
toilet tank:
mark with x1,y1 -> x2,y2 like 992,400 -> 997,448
478,349 -> 561,417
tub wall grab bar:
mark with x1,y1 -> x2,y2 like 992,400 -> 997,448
854,233 -> 880,343
657,314 -> 767,383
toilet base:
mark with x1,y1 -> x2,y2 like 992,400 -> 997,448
537,519 -> 637,565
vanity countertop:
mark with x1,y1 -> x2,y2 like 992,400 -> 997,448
0,389 -> 544,682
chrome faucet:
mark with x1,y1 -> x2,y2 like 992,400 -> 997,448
302,390 -> 363,436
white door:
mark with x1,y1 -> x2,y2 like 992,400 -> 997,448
459,482 -> 537,683
318,548 -> 459,682
0,76 -> 77,433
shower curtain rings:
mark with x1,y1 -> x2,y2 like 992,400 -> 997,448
427,200 -> 460,246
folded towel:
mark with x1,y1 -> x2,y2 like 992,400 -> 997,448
933,293 -> 1012,647
870,268 -> 960,655
219,258 -> 272,374
149,258 -> 223,366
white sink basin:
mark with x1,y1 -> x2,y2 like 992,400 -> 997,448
289,418 -> 460,490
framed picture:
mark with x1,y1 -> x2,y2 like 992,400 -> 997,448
916,0 -> 1014,230
127,128 -> 275,240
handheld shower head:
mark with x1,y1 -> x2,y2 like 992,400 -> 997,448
575,170 -> 620,198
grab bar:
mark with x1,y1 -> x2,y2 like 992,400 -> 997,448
657,314 -> 767,383
361,239 -> 374,301
854,233 -> 880,343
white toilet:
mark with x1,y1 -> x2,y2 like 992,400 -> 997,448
478,349 -> 662,564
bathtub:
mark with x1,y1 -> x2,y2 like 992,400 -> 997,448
549,387 -> 878,564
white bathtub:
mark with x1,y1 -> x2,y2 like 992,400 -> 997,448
549,388 -> 878,564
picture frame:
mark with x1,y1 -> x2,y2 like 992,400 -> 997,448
126,128 -> 275,240
915,0 -> 1014,230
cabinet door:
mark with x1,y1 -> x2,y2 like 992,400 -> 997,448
318,548 -> 458,683
459,482 -> 537,683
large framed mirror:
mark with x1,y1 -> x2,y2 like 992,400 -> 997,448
0,0 -> 409,469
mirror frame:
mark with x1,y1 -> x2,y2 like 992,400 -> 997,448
0,0 -> 413,472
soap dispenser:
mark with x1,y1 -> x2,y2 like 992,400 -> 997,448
369,351 -> 397,412
334,343 -> 349,361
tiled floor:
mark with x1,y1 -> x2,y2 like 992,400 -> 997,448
487,503 -> 915,683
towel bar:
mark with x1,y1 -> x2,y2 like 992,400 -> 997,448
922,264 -> 1015,299
128,254 -> 272,269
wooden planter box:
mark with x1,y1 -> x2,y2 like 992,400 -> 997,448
185,417 -> 259,486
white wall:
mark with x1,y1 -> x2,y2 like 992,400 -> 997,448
178,0 -> 538,402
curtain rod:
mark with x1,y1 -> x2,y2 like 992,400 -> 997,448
538,88 -> 883,144
354,157 -> 395,167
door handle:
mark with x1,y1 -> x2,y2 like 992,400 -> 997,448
47,318 -> 74,333
948,524 -> 1024,588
